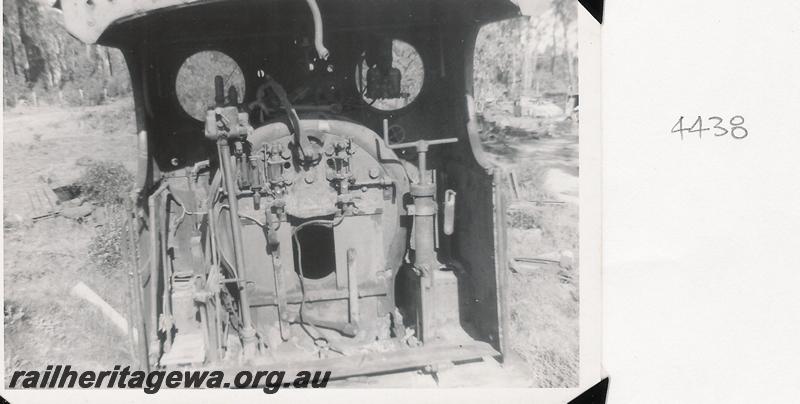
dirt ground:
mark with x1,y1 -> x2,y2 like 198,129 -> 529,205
3,99 -> 138,378
482,119 -> 580,387
3,100 -> 578,387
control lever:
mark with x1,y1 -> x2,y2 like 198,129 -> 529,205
382,119 -> 458,185
204,79 -> 258,356
259,77 -> 315,161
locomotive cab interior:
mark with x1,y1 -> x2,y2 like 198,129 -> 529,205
61,0 -> 520,376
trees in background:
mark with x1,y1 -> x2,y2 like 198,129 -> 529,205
3,0 -> 577,109
474,0 -> 578,102
3,0 -> 130,107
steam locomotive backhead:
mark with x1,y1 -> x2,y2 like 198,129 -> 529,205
59,0 -> 519,377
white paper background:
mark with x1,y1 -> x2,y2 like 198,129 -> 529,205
603,0 -> 800,402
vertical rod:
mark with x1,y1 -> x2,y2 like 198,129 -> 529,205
347,248 -> 360,324
160,194 -> 172,353
217,138 -> 257,350
214,76 -> 225,107
207,187 -> 224,356
146,183 -> 168,365
271,250 -> 290,340
126,198 -> 150,370
266,208 -> 290,340
418,150 -> 427,181
123,220 -> 139,367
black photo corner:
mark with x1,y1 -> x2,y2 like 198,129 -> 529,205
569,378 -> 609,404
579,0 -> 604,23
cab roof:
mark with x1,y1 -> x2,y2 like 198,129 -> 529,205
58,0 -> 522,46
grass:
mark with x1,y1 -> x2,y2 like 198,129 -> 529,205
87,211 -> 128,276
4,218 -> 133,376
3,99 -> 138,384
487,121 -> 580,387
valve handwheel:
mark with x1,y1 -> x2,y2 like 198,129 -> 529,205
387,124 -> 406,144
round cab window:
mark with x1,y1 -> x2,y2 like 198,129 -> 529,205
356,39 -> 424,111
176,51 -> 245,120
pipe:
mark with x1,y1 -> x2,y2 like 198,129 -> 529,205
271,249 -> 290,340
146,182 -> 169,364
123,234 -> 139,366
257,78 -> 314,161
207,172 -> 222,272
125,195 -> 149,370
265,207 -> 290,341
207,204 -> 225,358
217,138 -> 258,354
203,172 -> 225,357
215,294 -> 223,358
288,316 -> 357,337
135,131 -> 148,194
347,248 -> 359,325
304,0 -> 329,60
160,193 -> 172,353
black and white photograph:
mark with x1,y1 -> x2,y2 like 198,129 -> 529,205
2,0 -> 603,400
10,0 -> 797,403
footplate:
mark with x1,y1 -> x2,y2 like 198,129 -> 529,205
225,341 -> 500,380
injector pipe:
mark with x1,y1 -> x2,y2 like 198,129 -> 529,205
304,0 -> 329,60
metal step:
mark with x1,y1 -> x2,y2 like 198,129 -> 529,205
159,333 -> 206,367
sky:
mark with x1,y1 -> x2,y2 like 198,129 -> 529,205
514,0 -> 552,17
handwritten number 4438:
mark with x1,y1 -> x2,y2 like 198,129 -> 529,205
671,116 -> 748,140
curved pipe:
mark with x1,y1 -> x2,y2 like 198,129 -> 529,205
304,0 -> 329,60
